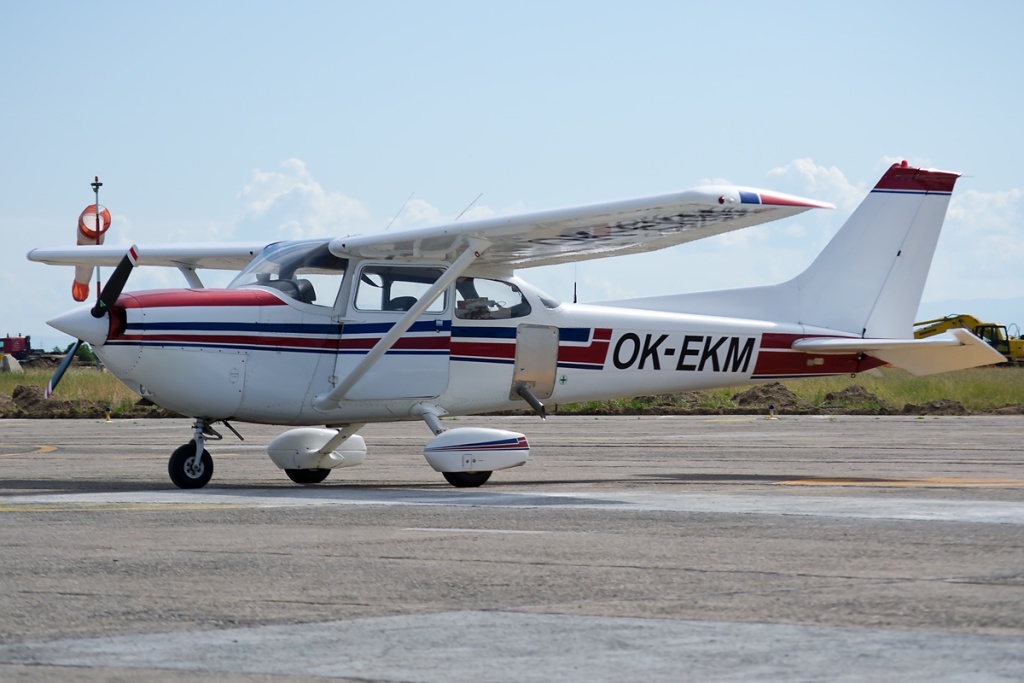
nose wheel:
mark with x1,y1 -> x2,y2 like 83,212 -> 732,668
167,419 -> 227,489
168,440 -> 213,489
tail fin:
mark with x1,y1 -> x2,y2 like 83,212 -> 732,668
613,162 -> 960,339
788,161 -> 960,338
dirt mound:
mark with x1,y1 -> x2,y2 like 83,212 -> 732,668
901,399 -> 970,416
9,387 -> 87,419
640,392 -> 736,415
12,385 -> 47,411
19,356 -> 63,369
821,385 -> 895,415
731,383 -> 814,413
0,386 -> 182,419
986,404 -> 1024,415
636,394 -> 685,415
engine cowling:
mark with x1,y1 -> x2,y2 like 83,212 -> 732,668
423,427 -> 530,473
267,428 -> 366,471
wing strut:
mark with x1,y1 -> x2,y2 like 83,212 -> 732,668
177,266 -> 204,289
313,238 -> 491,411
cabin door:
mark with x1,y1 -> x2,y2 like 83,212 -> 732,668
337,263 -> 451,400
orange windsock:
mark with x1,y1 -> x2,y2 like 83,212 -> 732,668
72,204 -> 112,302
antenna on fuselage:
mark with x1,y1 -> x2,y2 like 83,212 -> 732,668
454,193 -> 483,222
384,191 -> 415,232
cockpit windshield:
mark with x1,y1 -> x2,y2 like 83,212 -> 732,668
229,240 -> 348,307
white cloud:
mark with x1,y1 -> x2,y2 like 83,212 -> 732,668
238,159 -> 371,239
767,157 -> 866,211
236,161 -> 506,239
458,204 -> 498,222
925,187 -> 1024,301
392,198 -> 444,229
384,196 -> 502,232
947,187 -> 1022,233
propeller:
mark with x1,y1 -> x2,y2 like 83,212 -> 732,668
46,245 -> 138,398
45,340 -> 82,399
91,245 -> 139,318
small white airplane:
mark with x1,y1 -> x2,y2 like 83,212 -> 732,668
28,161 -> 1003,489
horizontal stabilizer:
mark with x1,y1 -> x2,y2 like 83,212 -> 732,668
792,329 -> 1006,375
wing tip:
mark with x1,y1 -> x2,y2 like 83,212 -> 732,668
756,192 -> 835,210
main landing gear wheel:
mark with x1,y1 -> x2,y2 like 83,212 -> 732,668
442,471 -> 492,488
285,468 -> 331,485
168,440 -> 214,489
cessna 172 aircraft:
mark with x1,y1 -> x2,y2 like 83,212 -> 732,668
28,161 -> 1003,489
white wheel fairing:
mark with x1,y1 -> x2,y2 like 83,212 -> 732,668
423,427 -> 529,473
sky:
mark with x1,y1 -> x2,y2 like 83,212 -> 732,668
2,1 -> 1022,350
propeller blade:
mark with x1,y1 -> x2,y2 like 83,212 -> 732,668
45,340 -> 82,399
91,245 -> 138,318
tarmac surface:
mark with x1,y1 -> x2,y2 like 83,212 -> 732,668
1,414 -> 1022,682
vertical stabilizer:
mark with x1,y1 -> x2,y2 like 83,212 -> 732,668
791,162 -> 960,338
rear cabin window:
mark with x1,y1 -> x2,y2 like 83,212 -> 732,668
455,278 -> 532,320
355,265 -> 448,313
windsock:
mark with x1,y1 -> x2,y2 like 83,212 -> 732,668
72,204 -> 111,301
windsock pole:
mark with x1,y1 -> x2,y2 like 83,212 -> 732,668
92,176 -> 103,305
72,179 -> 111,302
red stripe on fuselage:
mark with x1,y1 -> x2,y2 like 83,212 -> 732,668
450,341 -> 516,359
340,336 -> 451,351
558,327 -> 612,366
759,333 -> 810,350
752,350 -> 886,377
754,332 -> 888,377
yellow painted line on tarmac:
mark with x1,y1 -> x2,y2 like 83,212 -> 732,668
0,447 -> 248,459
778,477 -> 1024,488
0,502 -> 250,513
0,444 -> 57,457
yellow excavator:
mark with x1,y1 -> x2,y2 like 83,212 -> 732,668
913,314 -> 1024,364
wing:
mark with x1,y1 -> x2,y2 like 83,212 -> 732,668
329,186 -> 833,268
27,243 -> 269,270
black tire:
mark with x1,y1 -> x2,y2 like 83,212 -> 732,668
442,471 -> 492,488
285,468 -> 331,485
168,441 -> 213,489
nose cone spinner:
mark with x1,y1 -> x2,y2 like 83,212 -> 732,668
48,305 -> 110,347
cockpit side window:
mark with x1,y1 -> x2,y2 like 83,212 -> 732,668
454,277 -> 532,320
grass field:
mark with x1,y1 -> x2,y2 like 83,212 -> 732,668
3,365 -> 1024,415
0,367 -> 142,413
559,366 -> 1024,414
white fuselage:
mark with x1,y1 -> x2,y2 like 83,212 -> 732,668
90,271 -> 876,426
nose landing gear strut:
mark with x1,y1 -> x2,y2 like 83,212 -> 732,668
167,419 -> 242,489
